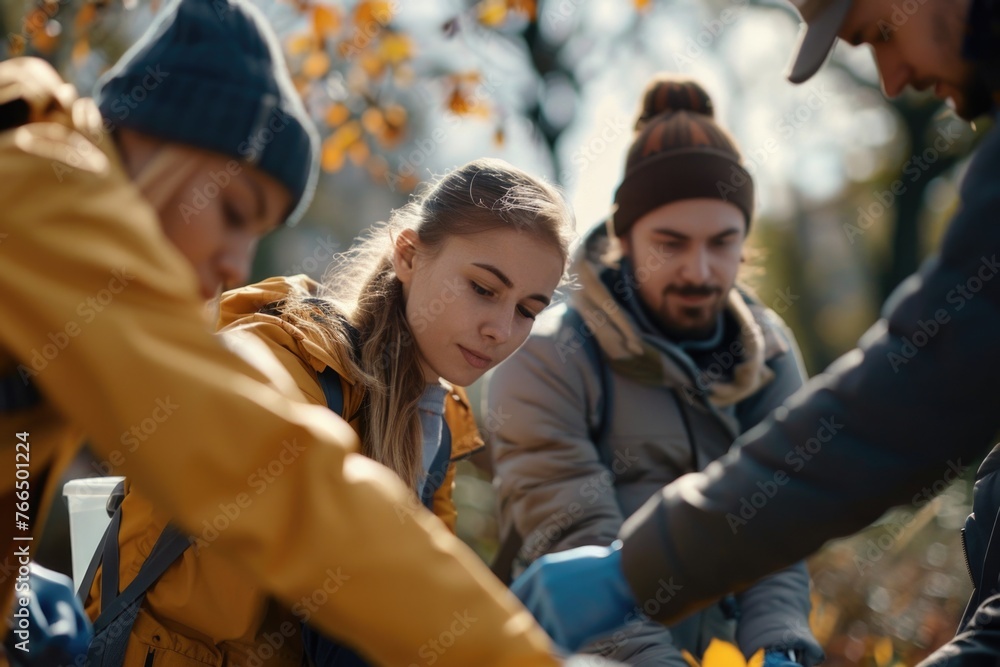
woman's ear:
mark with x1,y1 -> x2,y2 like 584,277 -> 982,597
392,228 -> 420,285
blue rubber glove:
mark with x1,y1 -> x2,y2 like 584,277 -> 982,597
510,541 -> 637,651
5,563 -> 93,667
763,649 -> 804,667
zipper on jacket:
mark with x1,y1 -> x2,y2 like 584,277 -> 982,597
961,527 -> 975,586
144,647 -> 155,667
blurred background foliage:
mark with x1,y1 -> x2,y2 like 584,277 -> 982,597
4,0 -> 990,663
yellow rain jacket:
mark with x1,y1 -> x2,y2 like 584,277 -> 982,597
86,275 -> 486,665
0,57 -> 557,667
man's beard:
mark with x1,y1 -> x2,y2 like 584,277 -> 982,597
954,72 -> 995,120
653,285 -> 724,341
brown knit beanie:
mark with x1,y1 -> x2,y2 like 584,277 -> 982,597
612,77 -> 754,237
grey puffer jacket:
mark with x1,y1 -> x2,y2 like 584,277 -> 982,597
487,224 -> 824,666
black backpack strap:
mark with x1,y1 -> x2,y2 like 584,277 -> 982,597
80,491 -> 190,667
90,525 -> 191,636
420,424 -> 452,510
86,525 -> 191,666
491,306 -> 613,584
76,481 -> 126,603
0,371 -> 41,412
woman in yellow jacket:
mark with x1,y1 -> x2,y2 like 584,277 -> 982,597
86,157 -> 576,666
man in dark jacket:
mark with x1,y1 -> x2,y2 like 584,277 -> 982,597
511,0 -> 1000,663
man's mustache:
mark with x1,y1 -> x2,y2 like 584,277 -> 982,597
664,285 -> 722,298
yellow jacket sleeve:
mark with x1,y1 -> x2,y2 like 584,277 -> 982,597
0,87 -> 558,667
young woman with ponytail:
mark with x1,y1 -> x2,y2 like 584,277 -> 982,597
90,157 -> 576,667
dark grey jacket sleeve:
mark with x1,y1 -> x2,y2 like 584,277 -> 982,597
732,324 -> 823,664
618,125 -> 1000,626
919,592 -> 1000,666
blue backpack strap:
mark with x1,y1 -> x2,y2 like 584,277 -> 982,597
561,306 -> 613,455
302,365 -> 377,666
420,424 -> 453,510
316,366 -> 345,417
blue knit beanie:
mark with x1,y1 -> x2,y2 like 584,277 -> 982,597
95,0 -> 319,224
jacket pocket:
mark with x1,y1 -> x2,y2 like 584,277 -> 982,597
134,644 -> 219,667
127,612 -> 222,667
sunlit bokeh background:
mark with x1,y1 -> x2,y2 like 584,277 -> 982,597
5,0 -> 990,664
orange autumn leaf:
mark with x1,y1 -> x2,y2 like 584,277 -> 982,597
509,0 -> 538,20
74,3 -> 97,32
287,33 -> 314,56
354,0 -> 393,28
71,38 -> 90,65
447,87 -> 473,115
477,0 -> 507,27
683,639 -> 762,667
312,4 -> 340,39
378,125 -> 405,147
701,639 -> 746,667
320,120 -> 361,171
302,50 -> 331,79
447,86 -> 489,117
329,120 -> 364,152
809,595 -> 840,647
361,107 -> 385,135
383,104 -> 407,128
325,103 -> 351,127
359,52 -> 385,78
361,105 -> 406,148
379,104 -> 407,147
378,32 -> 412,65
874,636 -> 894,667
31,23 -> 58,55
347,140 -> 369,166
681,650 -> 700,667
321,139 -> 345,172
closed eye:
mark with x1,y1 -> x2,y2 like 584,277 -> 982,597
471,281 -> 494,298
223,201 -> 247,230
517,305 -> 537,320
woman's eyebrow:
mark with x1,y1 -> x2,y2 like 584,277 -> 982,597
472,262 -> 513,288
